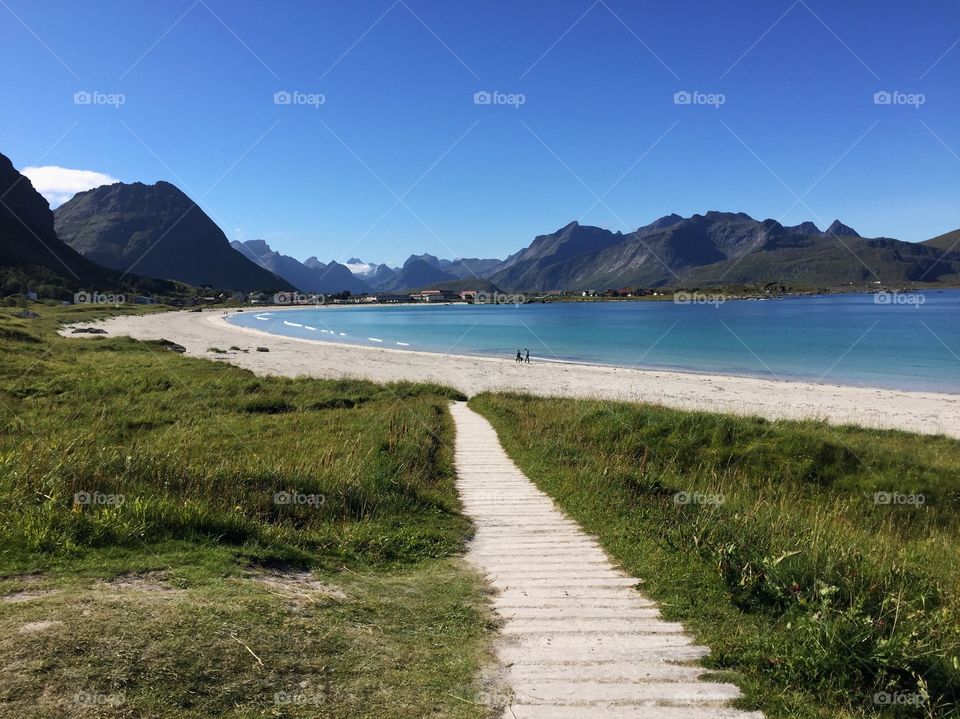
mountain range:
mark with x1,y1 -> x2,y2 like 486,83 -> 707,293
483,213 -> 960,290
230,240 -> 369,294
3,148 -> 960,297
220,246 -> 505,295
344,253 -> 503,292
339,216 -> 960,292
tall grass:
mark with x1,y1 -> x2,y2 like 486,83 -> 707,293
471,393 -> 960,719
0,306 -> 492,719
0,308 -> 468,571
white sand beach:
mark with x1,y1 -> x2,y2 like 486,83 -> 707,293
62,308 -> 960,439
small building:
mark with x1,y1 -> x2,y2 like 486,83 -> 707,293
133,295 -> 157,305
411,290 -> 461,302
374,293 -> 410,303
25,291 -> 38,301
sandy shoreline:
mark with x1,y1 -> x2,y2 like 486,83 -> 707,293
61,308 -> 960,438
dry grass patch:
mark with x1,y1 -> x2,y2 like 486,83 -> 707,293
249,569 -> 348,602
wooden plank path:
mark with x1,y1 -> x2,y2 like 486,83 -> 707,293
450,402 -> 764,719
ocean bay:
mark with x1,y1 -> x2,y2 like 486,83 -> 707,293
228,290 -> 960,393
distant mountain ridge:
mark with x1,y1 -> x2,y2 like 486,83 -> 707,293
54,181 -> 292,291
230,240 -> 370,294
342,214 -> 960,292
485,212 -> 960,290
346,254 -> 506,291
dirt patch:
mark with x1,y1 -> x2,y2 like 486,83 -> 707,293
94,571 -> 181,593
19,620 -> 64,634
2,589 -> 59,603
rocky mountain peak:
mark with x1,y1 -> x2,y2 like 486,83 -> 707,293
826,220 -> 860,237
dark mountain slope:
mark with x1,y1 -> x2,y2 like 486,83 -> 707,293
373,257 -> 458,291
442,257 -> 503,280
490,222 -> 625,290
55,182 -> 291,291
923,229 -> 960,254
0,152 -> 172,297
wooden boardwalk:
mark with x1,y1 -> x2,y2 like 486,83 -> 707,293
450,402 -> 763,719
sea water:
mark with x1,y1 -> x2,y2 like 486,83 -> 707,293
227,291 -> 960,393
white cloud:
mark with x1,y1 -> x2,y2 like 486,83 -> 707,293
21,165 -> 119,208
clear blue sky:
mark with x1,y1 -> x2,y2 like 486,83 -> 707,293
2,0 -> 958,265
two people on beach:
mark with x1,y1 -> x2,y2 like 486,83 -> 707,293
515,348 -> 530,364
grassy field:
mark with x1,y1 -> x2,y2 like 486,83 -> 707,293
6,304 -> 960,718
0,305 -> 497,719
470,393 -> 960,719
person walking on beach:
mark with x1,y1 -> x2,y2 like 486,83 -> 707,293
524,348 -> 530,364
516,349 -> 522,363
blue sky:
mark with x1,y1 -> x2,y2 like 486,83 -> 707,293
2,0 -> 958,265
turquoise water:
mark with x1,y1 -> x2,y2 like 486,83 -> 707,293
228,291 -> 960,393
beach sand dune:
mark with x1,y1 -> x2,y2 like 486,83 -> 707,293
61,309 -> 960,439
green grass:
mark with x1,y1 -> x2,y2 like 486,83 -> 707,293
0,305 -> 496,718
8,303 -> 958,718
470,393 -> 960,719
